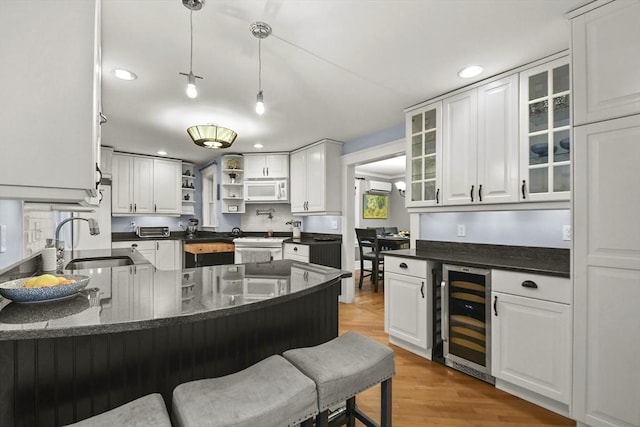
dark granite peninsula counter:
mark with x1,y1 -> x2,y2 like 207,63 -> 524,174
0,260 -> 348,426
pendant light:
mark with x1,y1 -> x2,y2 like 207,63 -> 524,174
179,0 -> 204,99
251,22 -> 272,115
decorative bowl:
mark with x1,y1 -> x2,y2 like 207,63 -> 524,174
0,275 -> 90,303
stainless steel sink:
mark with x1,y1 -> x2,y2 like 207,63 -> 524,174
65,256 -> 134,270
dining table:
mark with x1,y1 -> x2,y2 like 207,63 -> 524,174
377,234 -> 410,251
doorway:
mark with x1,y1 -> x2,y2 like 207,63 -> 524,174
341,139 -> 418,303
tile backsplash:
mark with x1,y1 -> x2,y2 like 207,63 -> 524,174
22,204 -> 56,257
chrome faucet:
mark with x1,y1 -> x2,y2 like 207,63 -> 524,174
54,217 -> 100,271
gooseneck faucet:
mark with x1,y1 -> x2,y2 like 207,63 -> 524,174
54,217 -> 100,271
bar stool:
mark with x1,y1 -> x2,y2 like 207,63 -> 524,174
283,331 -> 395,427
63,394 -> 171,427
172,355 -> 318,427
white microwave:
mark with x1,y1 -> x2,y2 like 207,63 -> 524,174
244,180 -> 288,202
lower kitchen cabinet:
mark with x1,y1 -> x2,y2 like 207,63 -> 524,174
283,242 -> 309,263
491,269 -> 572,416
112,240 -> 181,270
283,242 -> 342,268
384,256 -> 431,358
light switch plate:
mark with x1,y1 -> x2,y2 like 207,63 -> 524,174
0,224 -> 6,253
562,225 -> 571,241
457,224 -> 466,237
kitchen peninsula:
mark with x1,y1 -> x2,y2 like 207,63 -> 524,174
0,257 -> 348,426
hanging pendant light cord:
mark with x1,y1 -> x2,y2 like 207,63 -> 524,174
189,10 -> 194,72
258,38 -> 262,92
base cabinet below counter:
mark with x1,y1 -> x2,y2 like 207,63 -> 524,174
384,256 -> 439,359
491,269 -> 572,417
112,240 -> 181,270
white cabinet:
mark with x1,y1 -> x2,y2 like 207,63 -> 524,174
243,154 -> 289,179
112,240 -> 180,270
442,75 -> 518,205
112,154 -> 181,215
384,256 -> 432,358
572,0 -> 640,126
573,115 -> 640,427
0,0 -> 101,203
100,146 -> 114,179
283,243 -> 309,263
492,270 -> 572,413
221,154 -> 245,214
406,102 -> 443,206
571,3 -> 640,425
290,139 -> 343,215
519,56 -> 571,202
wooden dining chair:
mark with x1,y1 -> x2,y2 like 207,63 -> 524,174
355,228 -> 385,292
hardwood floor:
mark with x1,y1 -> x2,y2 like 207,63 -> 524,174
339,276 -> 576,426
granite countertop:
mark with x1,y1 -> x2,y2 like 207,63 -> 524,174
0,259 -> 350,340
112,232 -> 343,245
383,240 -> 570,277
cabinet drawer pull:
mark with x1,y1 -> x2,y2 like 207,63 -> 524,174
493,295 -> 498,316
129,203 -> 133,212
95,164 -> 102,190
399,262 -> 408,269
478,184 -> 482,202
521,280 -> 538,289
470,185 -> 474,202
436,188 -> 440,204
293,247 -> 298,252
134,203 -> 137,212
522,180 -> 527,199
420,281 -> 425,299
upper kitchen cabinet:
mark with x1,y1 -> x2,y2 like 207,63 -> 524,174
112,153 -> 181,216
519,57 -> 571,202
290,140 -> 342,215
243,154 -> 289,179
100,146 -> 114,180
0,0 -> 102,204
405,102 -> 443,207
571,0 -> 640,126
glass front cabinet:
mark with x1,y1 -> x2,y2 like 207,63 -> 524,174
405,101 -> 442,207
519,57 -> 571,202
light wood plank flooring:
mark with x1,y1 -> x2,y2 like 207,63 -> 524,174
339,275 -> 576,426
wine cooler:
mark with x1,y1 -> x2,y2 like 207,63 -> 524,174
442,264 -> 494,384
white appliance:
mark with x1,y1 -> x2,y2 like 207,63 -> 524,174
233,237 -> 287,264
243,180 -> 287,202
73,185 -> 112,250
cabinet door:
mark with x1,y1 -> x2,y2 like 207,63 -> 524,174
153,159 -> 181,215
406,102 -> 442,206
385,272 -> 427,349
0,0 -> 98,202
133,157 -> 154,213
112,154 -> 133,213
572,0 -> 640,126
443,90 -> 478,205
492,292 -> 571,404
477,75 -> 519,204
573,116 -> 640,427
265,154 -> 289,178
519,57 -> 571,202
305,144 -> 326,212
243,155 -> 267,179
111,266 -> 133,320
290,150 -> 307,213
155,240 -> 178,270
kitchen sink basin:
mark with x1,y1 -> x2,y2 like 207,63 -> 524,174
65,256 -> 134,270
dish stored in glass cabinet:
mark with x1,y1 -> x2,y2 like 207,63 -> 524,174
442,264 -> 494,384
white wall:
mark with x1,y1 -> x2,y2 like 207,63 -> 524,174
0,200 -> 23,269
420,210 -> 571,248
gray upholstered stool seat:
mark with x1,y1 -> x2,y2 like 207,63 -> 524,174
172,354 -> 318,427
63,393 -> 171,427
283,331 -> 395,427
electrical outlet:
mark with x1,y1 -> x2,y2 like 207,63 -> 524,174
331,220 -> 338,230
562,225 -> 572,241
457,224 -> 466,237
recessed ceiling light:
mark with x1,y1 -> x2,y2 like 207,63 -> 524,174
253,143 -> 264,149
113,68 -> 137,80
157,150 -> 167,156
458,65 -> 483,79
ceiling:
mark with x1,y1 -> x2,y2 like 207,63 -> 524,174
101,0 -> 590,165
355,156 -> 406,180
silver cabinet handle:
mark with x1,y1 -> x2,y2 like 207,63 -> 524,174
441,280 -> 448,343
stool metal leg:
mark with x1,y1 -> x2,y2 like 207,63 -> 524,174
346,397 -> 356,427
316,410 -> 329,427
381,378 -> 392,427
